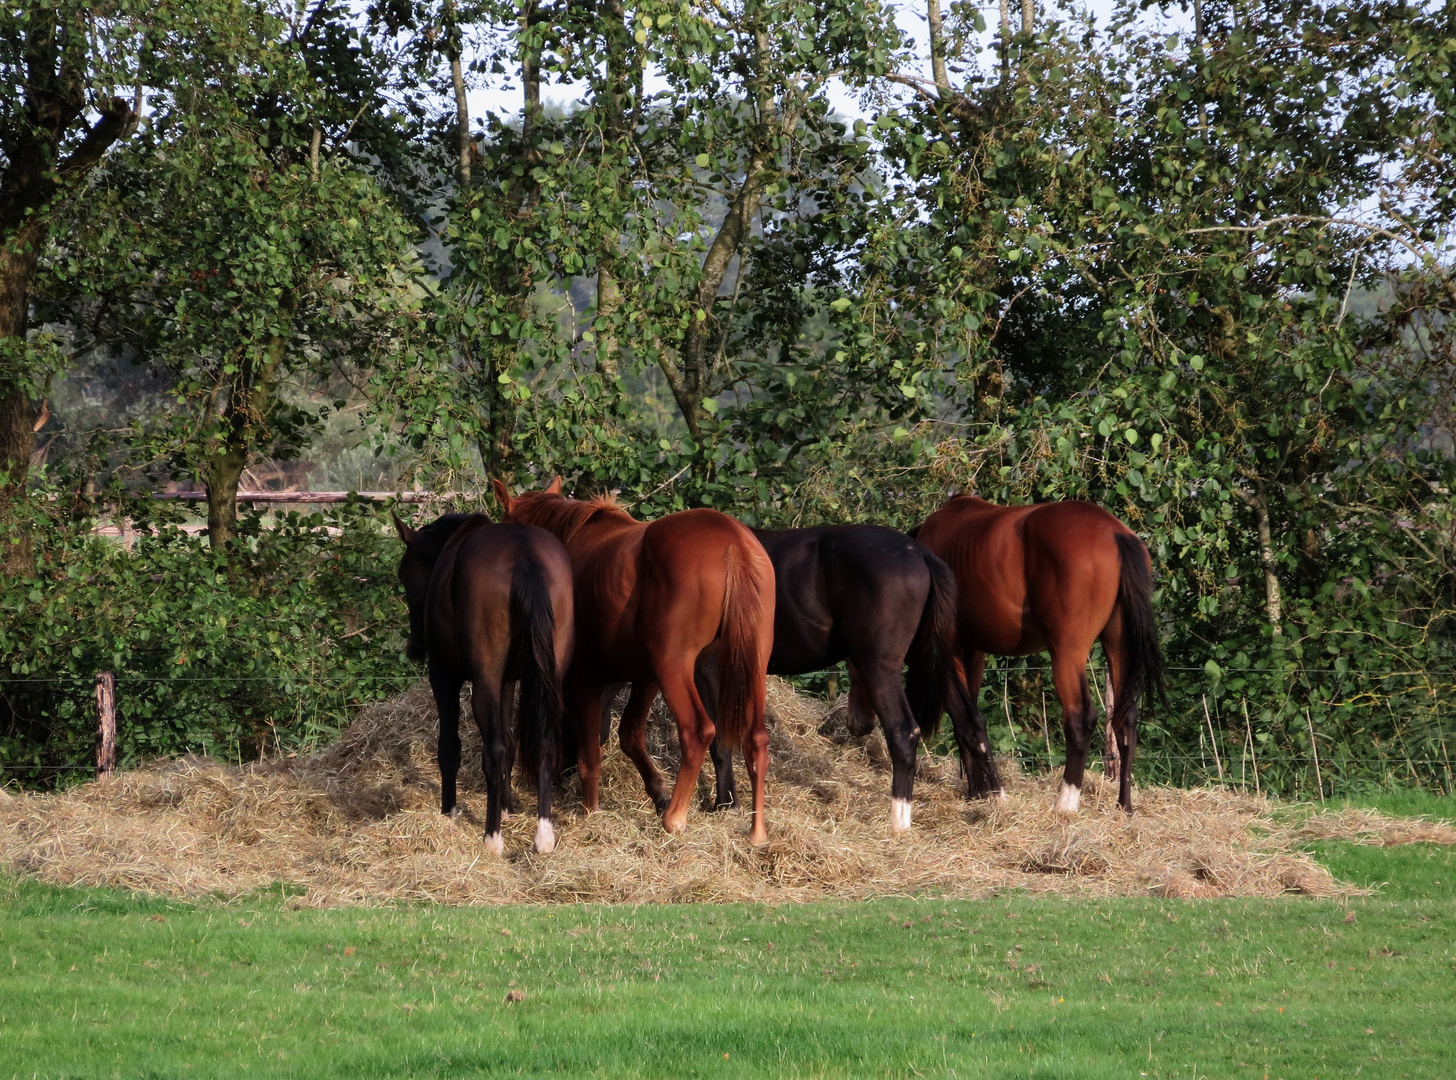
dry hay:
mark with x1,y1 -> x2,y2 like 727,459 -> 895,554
1296,807 -> 1456,848
0,678 -> 1386,907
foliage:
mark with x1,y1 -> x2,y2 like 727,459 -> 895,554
33,0 -> 429,547
0,479 -> 414,781
7,0 -> 1456,791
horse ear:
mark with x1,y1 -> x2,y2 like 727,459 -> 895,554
545,475 -> 562,494
490,478 -> 513,513
391,510 -> 416,547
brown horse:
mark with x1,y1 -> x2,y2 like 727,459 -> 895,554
913,496 -> 1164,814
493,478 -> 776,844
394,512 -> 574,854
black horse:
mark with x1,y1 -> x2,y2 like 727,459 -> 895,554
685,524 -> 998,830
394,512 -> 574,855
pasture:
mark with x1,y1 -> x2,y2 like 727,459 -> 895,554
1,850 -> 1453,1080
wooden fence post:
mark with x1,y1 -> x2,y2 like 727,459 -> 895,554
95,672 -> 116,780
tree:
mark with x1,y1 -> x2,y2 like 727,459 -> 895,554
2,2 -> 162,568
43,1 -> 426,547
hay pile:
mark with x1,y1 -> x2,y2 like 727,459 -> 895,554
0,678 -> 1436,907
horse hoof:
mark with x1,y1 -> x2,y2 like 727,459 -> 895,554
890,797 -> 913,832
483,831 -> 505,855
533,818 -> 556,854
662,813 -> 688,835
445,804 -> 463,819
748,827 -> 769,847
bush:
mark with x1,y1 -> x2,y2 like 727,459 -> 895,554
0,488 -> 415,784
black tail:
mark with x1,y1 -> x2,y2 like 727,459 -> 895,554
1113,532 -> 1165,727
508,557 -> 562,781
907,552 -> 960,740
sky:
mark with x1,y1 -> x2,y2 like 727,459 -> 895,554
465,0 -> 1190,124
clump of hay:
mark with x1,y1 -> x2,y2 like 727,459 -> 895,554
1297,807 -> 1456,847
0,678 -> 1387,907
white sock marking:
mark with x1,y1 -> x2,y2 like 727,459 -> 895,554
534,817 -> 556,854
890,797 -> 913,832
483,831 -> 504,856
1054,781 -> 1081,815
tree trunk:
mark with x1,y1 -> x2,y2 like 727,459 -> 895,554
593,0 -> 631,382
1021,0 -> 1034,36
451,55 -> 471,189
204,292 -> 295,548
999,0 -> 1011,80
1237,479 -> 1285,638
926,0 -> 950,95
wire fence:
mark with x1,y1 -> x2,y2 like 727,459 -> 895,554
2,666 -> 1454,798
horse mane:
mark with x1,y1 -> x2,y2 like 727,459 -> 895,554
516,493 -> 633,540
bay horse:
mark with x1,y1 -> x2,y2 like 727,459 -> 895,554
394,512 -> 574,854
700,524 -> 1000,830
913,496 -> 1164,814
492,478 -> 776,844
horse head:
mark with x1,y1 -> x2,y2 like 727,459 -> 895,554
393,510 -> 484,662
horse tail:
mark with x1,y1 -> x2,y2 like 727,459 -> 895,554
509,555 -> 562,781
1113,532 -> 1165,726
907,552 -> 960,740
715,540 -> 772,746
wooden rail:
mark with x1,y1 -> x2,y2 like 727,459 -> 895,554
151,491 -> 472,504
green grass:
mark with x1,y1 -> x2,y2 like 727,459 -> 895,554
2,862 -> 1454,1080
1332,789 -> 1456,821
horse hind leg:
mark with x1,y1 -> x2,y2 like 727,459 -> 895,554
429,664 -> 466,817
656,660 -> 717,836
845,662 -> 875,737
1050,649 -> 1096,815
471,679 -> 508,855
858,663 -> 920,831
1100,618 -> 1138,814
946,652 -> 1004,800
618,681 -> 670,812
695,659 -> 738,812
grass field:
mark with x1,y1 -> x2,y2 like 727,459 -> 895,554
2,831 -> 1454,1080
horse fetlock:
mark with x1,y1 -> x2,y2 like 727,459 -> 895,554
1053,781 -> 1082,815
890,797 -> 913,832
533,817 -> 556,854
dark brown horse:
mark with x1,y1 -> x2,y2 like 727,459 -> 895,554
700,524 -> 998,830
394,512 -> 574,854
493,479 -> 776,844
914,496 -> 1164,814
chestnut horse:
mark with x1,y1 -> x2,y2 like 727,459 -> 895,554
493,479 -> 776,844
394,512 -> 574,854
700,524 -> 999,830
913,496 -> 1164,814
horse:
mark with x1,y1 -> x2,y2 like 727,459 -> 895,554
698,524 -> 1000,831
393,511 -> 574,854
912,496 -> 1164,815
492,478 -> 777,844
